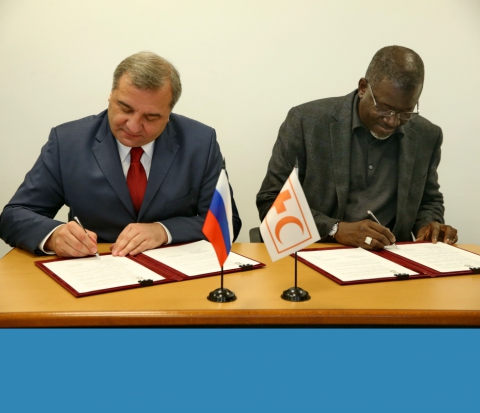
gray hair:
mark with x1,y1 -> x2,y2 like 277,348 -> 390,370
112,51 -> 182,108
366,46 -> 424,90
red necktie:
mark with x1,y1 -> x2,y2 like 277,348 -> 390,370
127,147 -> 147,214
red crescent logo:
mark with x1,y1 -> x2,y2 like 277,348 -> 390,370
275,216 -> 304,243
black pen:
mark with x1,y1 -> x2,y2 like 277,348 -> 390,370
367,210 -> 397,248
74,216 -> 100,258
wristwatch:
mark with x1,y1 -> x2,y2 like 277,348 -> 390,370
329,222 -> 340,239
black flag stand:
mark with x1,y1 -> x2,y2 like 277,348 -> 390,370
207,266 -> 237,303
281,252 -> 311,302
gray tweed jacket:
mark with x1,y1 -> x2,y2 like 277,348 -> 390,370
256,90 -> 445,242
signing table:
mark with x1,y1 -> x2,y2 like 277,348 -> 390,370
1,243 -> 480,327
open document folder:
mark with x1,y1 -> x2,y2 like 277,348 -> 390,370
35,240 -> 265,297
296,242 -> 480,285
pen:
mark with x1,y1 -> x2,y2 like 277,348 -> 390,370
367,210 -> 397,248
73,216 -> 100,258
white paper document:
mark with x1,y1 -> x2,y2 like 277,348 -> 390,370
142,240 -> 260,276
297,247 -> 419,282
385,242 -> 480,273
43,255 -> 165,294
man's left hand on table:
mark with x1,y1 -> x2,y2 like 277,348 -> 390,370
416,222 -> 458,244
110,223 -> 168,256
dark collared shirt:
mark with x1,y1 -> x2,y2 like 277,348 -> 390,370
343,93 -> 404,230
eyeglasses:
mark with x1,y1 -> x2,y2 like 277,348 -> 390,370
367,82 -> 420,121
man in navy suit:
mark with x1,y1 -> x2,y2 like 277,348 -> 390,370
0,51 -> 241,257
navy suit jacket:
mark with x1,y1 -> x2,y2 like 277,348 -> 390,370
0,110 -> 241,254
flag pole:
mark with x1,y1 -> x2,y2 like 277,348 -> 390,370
207,265 -> 237,303
281,251 -> 310,302
294,251 -> 298,289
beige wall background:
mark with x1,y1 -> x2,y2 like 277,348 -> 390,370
1,0 -> 479,258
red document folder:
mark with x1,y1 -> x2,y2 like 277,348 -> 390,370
128,249 -> 265,282
296,242 -> 480,286
35,244 -> 265,297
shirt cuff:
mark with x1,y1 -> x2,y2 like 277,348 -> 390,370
156,222 -> 172,244
38,224 -> 65,254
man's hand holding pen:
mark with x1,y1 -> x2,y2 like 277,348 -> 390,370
45,221 -> 98,257
334,220 -> 396,250
334,219 -> 459,250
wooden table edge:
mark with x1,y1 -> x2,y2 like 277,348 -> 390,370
2,309 -> 480,327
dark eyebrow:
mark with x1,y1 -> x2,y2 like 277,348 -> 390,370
117,99 -> 162,118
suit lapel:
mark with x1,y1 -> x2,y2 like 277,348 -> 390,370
330,93 -> 355,218
92,116 -> 137,219
138,122 -> 179,219
394,126 -> 418,233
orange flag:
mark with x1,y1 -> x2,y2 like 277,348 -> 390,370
260,166 -> 320,261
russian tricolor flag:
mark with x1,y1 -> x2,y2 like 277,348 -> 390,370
202,169 -> 233,267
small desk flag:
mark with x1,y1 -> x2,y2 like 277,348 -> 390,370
202,169 -> 233,267
260,166 -> 320,261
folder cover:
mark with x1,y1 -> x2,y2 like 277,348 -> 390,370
296,242 -> 480,285
35,241 -> 265,297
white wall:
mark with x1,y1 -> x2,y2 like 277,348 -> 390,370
1,0 -> 479,258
